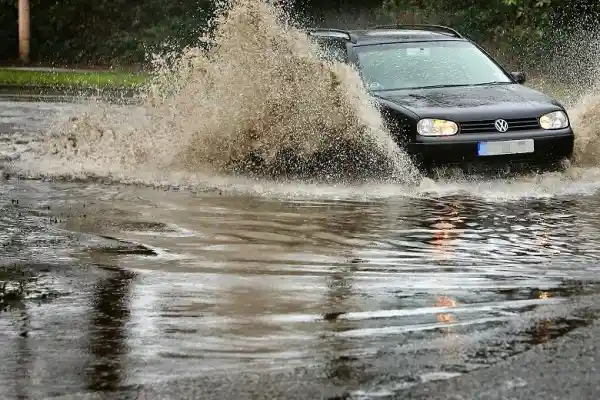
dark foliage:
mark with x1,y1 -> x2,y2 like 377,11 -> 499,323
0,0 -> 599,69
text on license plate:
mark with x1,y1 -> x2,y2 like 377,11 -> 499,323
477,139 -> 534,156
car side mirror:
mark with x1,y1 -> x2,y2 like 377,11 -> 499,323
511,71 -> 526,84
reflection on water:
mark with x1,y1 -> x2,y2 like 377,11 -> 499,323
3,180 -> 600,398
435,296 -> 457,324
85,267 -> 135,392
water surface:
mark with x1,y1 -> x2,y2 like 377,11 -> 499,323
3,101 -> 600,399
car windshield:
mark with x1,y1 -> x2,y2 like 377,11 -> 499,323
354,40 -> 513,91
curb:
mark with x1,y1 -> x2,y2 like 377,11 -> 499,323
0,85 -> 145,104
0,84 -> 141,97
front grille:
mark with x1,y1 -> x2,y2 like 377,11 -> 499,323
459,117 -> 540,133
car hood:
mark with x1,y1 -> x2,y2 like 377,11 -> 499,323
372,84 -> 564,120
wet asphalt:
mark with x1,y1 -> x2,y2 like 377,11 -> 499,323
46,297 -> 600,399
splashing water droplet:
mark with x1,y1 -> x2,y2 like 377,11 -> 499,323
11,0 -> 422,189
523,25 -> 600,171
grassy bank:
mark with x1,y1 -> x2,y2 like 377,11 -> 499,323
0,68 -> 149,90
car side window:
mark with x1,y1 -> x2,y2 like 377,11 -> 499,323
311,37 -> 349,64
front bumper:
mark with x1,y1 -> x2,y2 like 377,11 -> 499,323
405,129 -> 574,171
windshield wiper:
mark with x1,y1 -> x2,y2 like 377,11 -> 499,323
372,84 -> 469,92
369,82 -> 512,92
468,81 -> 512,86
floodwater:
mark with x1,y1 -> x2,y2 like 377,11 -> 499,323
4,100 -> 600,399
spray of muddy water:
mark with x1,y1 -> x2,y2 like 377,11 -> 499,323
529,26 -> 600,169
10,0 -> 421,188
8,0 -> 600,197
571,91 -> 600,167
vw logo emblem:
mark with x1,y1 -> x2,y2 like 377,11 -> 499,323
494,119 -> 509,132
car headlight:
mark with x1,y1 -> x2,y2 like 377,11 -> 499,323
416,119 -> 458,136
539,111 -> 569,129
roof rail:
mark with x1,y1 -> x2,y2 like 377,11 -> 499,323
370,24 -> 463,39
307,28 -> 357,43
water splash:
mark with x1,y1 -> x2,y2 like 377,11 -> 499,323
569,91 -> 600,167
523,26 -> 600,169
7,0 -> 600,199
11,0 -> 421,188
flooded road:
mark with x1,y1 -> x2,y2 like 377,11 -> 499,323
3,100 -> 600,399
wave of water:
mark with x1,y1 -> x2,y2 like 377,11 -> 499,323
9,0 -> 420,187
4,0 -> 600,201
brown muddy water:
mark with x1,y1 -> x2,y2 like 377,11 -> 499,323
4,1 -> 600,398
4,100 -> 600,399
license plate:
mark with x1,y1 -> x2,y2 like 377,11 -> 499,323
477,139 -> 534,156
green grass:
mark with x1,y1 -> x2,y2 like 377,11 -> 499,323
0,68 -> 149,89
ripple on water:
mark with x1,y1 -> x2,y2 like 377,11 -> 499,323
19,185 -> 592,390
4,160 -> 600,396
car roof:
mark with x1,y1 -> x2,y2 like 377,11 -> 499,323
308,25 -> 468,45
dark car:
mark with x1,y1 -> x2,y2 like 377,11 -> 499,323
307,25 -> 575,175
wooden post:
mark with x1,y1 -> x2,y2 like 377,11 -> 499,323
18,0 -> 30,63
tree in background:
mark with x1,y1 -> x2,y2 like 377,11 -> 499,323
0,0 -> 599,83
380,0 -> 600,80
0,0 -> 215,67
